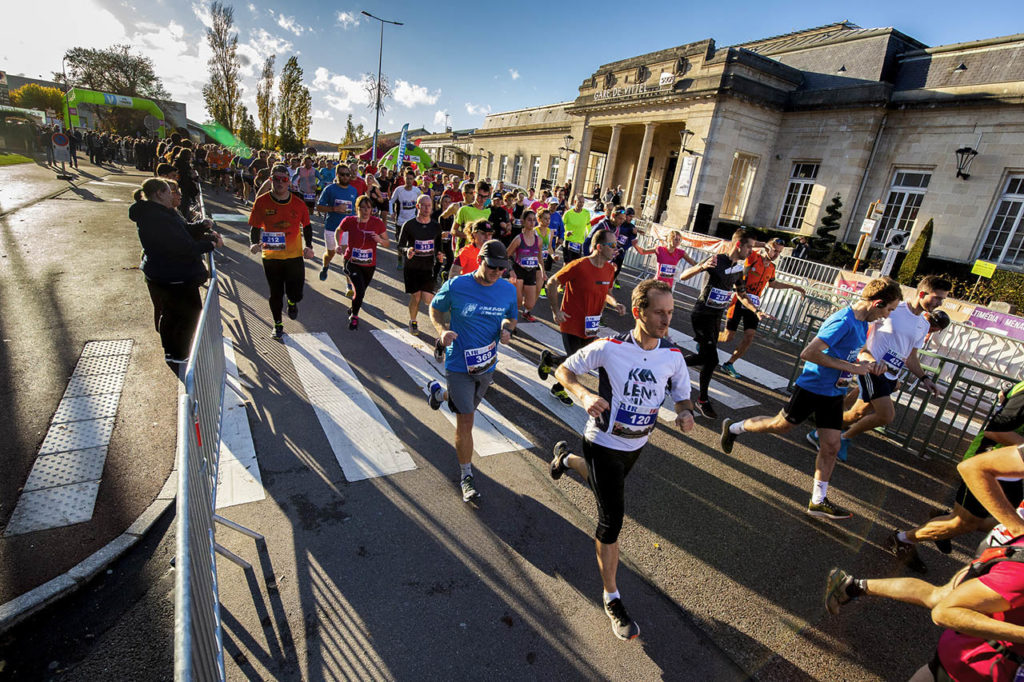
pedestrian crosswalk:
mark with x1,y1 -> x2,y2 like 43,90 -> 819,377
216,339 -> 265,509
664,329 -> 791,391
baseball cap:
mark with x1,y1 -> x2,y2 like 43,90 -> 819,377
472,220 -> 495,233
547,197 -> 559,205
480,239 -> 509,268
769,238 -> 786,246
625,207 -> 635,216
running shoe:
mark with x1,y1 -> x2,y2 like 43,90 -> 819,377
550,384 -> 573,406
824,568 -> 856,616
538,350 -> 554,380
885,530 -> 928,574
806,430 -> 820,449
720,418 -> 737,454
613,282 -> 621,290
433,339 -> 446,363
272,323 -> 284,340
550,441 -> 570,480
409,320 -> 419,336
721,362 -> 741,379
348,315 -> 359,331
521,311 -> 537,323
807,497 -> 853,520
319,266 -> 329,281
287,300 -> 298,320
604,598 -> 639,640
427,380 -> 444,410
693,398 -> 717,420
539,287 -> 547,298
461,475 -> 480,503
928,508 -> 953,554
440,271 -> 449,283
838,437 -> 851,463
344,287 -> 354,299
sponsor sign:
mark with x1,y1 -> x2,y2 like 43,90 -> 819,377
674,155 -> 696,197
968,307 -> 1024,341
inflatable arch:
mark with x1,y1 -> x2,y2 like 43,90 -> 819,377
62,87 -> 167,138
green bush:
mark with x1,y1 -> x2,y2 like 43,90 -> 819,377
898,219 -> 933,285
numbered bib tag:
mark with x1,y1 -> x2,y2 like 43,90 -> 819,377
513,219 -> 522,227
519,256 -> 539,268
617,233 -> 629,246
584,315 -> 601,338
567,241 -> 581,252
261,231 -> 286,251
414,239 -> 434,255
612,403 -> 658,439
465,342 -> 497,375
747,294 -> 761,308
658,263 -> 676,279
352,248 -> 374,263
335,199 -> 352,214
707,287 -> 732,308
303,193 -> 315,202
882,350 -> 905,372
989,524 -> 1017,547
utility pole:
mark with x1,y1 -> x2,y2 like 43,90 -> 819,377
361,10 -> 403,164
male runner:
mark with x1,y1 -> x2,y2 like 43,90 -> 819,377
427,240 -> 518,503
453,181 -> 492,247
390,170 -> 422,228
537,229 -> 626,405
398,194 -> 443,334
562,195 -> 591,264
719,238 -> 807,378
550,278 -> 694,639
678,228 -> 754,419
317,163 -> 359,282
248,165 -> 315,339
720,277 -> 903,519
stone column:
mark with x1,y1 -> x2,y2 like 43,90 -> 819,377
571,125 -> 593,198
629,122 -> 657,208
602,124 -> 623,193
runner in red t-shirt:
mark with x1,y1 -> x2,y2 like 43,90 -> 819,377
537,227 -> 626,404
450,218 -> 495,277
335,195 -> 389,330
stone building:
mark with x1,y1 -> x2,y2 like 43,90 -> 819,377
468,22 -> 1024,269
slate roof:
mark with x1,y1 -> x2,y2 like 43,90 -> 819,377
895,38 -> 1024,90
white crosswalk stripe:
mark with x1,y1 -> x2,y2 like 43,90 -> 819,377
371,328 -> 532,456
665,328 -> 791,391
216,339 -> 265,508
285,332 -> 416,481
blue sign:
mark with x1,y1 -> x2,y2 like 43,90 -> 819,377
395,123 -> 410,169
103,93 -> 117,106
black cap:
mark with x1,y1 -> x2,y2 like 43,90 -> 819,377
480,239 -> 509,268
925,310 -> 951,332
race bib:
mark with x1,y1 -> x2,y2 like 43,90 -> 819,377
402,201 -> 415,211
414,239 -> 434,255
747,294 -> 761,308
836,349 -> 860,389
567,241 -> 581,252
658,263 -> 676,279
513,219 -> 522,227
351,248 -> 374,263
707,287 -> 732,308
882,350 -> 905,372
261,231 -> 286,251
335,199 -> 353,214
584,315 -> 601,338
617,233 -> 629,246
465,342 -> 497,375
612,403 -> 658,439
518,256 -> 539,268
303,193 -> 315,202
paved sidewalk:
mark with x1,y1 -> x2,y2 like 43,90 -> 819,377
0,155 -> 120,216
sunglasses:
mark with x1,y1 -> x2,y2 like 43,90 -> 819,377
272,175 -> 290,182
484,263 -> 506,272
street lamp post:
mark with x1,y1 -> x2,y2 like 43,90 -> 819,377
361,10 -> 403,165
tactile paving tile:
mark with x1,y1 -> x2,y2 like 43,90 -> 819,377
22,447 -> 108,491
81,339 -> 133,357
51,393 -> 121,423
3,482 -> 101,536
38,417 -> 115,455
72,354 -> 131,376
63,372 -> 127,398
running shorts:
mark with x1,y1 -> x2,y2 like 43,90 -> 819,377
513,264 -> 539,286
954,477 -> 1024,520
561,332 -> 592,357
445,369 -> 495,415
726,306 -> 760,332
403,266 -> 437,295
784,385 -> 844,431
858,372 -> 899,402
325,226 -> 338,251
582,439 -> 643,544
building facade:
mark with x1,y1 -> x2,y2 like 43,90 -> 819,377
468,22 -> 1024,268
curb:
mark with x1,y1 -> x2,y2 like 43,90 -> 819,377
0,469 -> 177,634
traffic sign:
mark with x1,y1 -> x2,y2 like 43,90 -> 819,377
860,218 -> 877,235
51,132 -> 69,147
971,260 -> 997,278
51,132 -> 70,164
884,229 -> 910,250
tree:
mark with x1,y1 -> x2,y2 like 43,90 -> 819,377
201,1 -> 242,133
815,193 -> 843,255
58,45 -> 169,132
277,111 -> 300,153
236,106 -> 260,149
256,55 -> 277,149
355,123 -> 365,139
277,56 -> 311,147
10,84 -> 65,112
341,114 -> 358,145
898,218 -> 933,285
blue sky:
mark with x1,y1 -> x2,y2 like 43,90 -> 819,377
2,0 -> 1020,143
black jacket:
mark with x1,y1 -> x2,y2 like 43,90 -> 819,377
129,200 -> 215,285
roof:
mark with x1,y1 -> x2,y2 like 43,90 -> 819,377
734,22 -> 927,57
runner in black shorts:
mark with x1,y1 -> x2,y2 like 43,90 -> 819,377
398,195 -> 443,335
549,279 -> 694,640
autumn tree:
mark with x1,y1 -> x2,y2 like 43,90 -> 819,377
201,1 -> 242,133
277,56 -> 311,147
236,105 -> 260,149
256,55 -> 277,149
10,84 -> 65,112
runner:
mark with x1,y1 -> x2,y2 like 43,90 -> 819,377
549,278 -> 694,639
453,181 -> 491,249
336,196 -> 389,330
813,276 -> 951,461
719,238 -> 807,378
720,277 -> 902,520
316,163 -> 359,285
677,229 -> 755,418
248,164 -> 315,340
538,229 -> 627,405
390,170 -> 422,228
562,195 -> 591,264
632,229 -> 696,290
398,195 -> 443,335
426,240 -> 518,503
536,208 -> 560,276
506,210 -> 545,322
432,193 -> 456,282
295,156 -> 319,216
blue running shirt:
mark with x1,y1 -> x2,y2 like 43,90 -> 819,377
795,306 -> 868,397
431,274 -> 518,374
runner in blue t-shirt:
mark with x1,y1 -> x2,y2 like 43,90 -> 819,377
426,239 -> 518,503
317,165 -> 360,282
719,277 -> 903,521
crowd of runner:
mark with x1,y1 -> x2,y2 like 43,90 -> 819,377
125,131 -> 1024,679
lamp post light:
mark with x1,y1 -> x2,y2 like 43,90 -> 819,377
361,10 -> 403,165
955,146 -> 978,180
679,128 -> 694,154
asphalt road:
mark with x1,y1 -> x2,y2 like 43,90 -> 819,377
1,171 -> 977,681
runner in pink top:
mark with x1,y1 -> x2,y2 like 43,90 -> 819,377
633,230 -> 696,287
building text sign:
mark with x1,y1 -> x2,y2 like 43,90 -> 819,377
675,156 -> 696,197
593,81 -> 672,103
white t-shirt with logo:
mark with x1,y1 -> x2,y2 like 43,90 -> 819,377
391,186 -> 422,225
865,302 -> 930,380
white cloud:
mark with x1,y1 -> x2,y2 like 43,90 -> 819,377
275,13 -> 305,36
465,102 -> 492,116
191,2 -> 214,30
311,67 -> 371,114
336,11 -> 359,29
312,109 -> 333,120
393,80 -> 440,108
247,3 -> 256,12
509,68 -> 520,80
248,28 -> 295,56
432,110 -> 448,128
